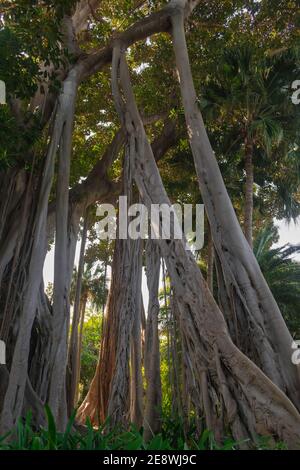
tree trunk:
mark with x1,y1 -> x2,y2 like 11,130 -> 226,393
162,260 -> 172,390
113,48 -> 300,448
48,69 -> 78,431
0,88 -> 66,433
67,208 -> 89,416
77,236 -> 127,426
130,240 -> 144,428
28,287 -> 53,404
77,193 -> 143,427
102,135 -> 144,428
143,240 -> 162,441
170,293 -> 183,417
206,221 -> 214,293
74,294 -> 88,405
244,138 -> 254,248
170,4 -> 300,408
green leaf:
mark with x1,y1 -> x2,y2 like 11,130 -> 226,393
45,404 -> 57,450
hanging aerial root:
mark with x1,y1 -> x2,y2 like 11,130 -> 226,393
170,0 -> 300,410
109,45 -> 300,448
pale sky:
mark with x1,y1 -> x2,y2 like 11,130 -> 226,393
43,219 -> 299,307
274,219 -> 300,260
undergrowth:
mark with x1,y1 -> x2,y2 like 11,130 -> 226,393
0,406 -> 286,450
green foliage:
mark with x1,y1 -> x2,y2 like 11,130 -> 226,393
0,1 -> 77,170
0,0 -> 76,99
199,43 -> 300,223
0,408 -> 282,450
79,313 -> 102,400
0,105 -> 41,170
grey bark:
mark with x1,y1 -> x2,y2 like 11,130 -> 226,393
170,3 -> 300,408
244,138 -> 254,248
67,208 -> 89,416
48,69 -> 78,431
112,48 -> 300,448
143,240 -> 162,441
130,240 -> 144,428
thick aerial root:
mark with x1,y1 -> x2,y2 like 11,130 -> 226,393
111,49 -> 300,448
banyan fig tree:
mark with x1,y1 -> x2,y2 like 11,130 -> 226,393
0,0 -> 300,450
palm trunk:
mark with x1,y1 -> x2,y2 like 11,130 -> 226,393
244,138 -> 254,248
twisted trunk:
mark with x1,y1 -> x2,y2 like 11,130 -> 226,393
171,4 -> 300,408
113,49 -> 300,448
0,66 -> 78,434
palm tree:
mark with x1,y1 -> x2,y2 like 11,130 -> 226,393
201,44 -> 299,247
254,224 -> 300,337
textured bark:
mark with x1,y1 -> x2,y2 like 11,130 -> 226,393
0,123 -> 59,433
162,261 -> 171,389
77,241 -> 121,425
143,241 -> 162,441
170,294 -> 183,417
170,4 -> 300,408
77,218 -> 143,428
130,240 -> 144,428
206,222 -> 214,293
0,65 -> 78,433
244,138 -> 254,248
106,140 -> 143,426
2,0 -> 297,442
113,49 -> 300,448
28,287 -> 53,404
0,169 -> 28,291
67,209 -> 89,416
106,237 -> 143,427
0,366 -> 9,415
77,122 -> 179,427
48,69 -> 78,431
0,0 -> 188,433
